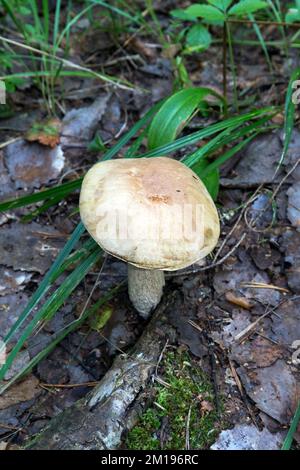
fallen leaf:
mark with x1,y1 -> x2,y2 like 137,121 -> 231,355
126,37 -> 157,59
231,336 -> 283,368
0,375 -> 40,410
200,400 -> 214,415
25,118 -> 62,148
61,94 -> 110,145
225,291 -> 253,310
237,360 -> 299,424
4,140 -> 64,189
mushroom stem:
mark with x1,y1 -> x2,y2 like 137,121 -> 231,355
127,264 -> 165,319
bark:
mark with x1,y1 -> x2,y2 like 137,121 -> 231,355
26,293 -> 177,450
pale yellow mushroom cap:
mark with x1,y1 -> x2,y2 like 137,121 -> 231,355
79,157 -> 220,271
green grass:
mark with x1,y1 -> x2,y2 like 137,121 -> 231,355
0,0 -> 137,112
126,350 -> 222,450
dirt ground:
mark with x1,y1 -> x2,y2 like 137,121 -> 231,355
0,0 -> 299,450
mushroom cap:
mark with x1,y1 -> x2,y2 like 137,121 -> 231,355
79,157 -> 220,271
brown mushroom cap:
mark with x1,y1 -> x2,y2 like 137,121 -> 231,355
79,157 -> 220,270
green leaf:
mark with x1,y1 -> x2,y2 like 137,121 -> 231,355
207,0 -> 233,11
170,8 -> 197,21
185,24 -> 212,53
229,0 -> 268,16
141,107 -> 276,159
285,8 -> 300,24
148,87 -> 225,149
185,4 -> 226,21
88,132 -> 107,152
192,158 -> 220,200
277,68 -> 300,170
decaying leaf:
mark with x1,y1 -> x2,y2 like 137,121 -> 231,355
0,375 -> 40,410
225,291 -> 253,310
25,118 -> 62,148
200,400 -> 214,415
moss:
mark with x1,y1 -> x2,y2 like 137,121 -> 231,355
126,350 -> 222,450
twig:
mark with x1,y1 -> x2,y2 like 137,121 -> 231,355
169,233 -> 246,277
228,358 -> 259,428
155,339 -> 169,378
185,405 -> 192,451
234,295 -> 300,343
0,137 -> 22,149
40,381 -> 98,389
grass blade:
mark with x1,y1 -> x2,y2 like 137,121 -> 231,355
0,282 -> 123,395
281,401 -> 300,450
0,246 -> 101,381
277,68 -> 300,171
140,107 -> 277,159
0,223 -> 85,349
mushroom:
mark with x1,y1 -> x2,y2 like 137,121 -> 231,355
79,157 -> 220,318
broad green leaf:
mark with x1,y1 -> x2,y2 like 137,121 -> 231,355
285,8 -> 300,24
148,87 -> 225,149
185,24 -> 212,53
185,4 -> 226,21
170,8 -> 197,21
207,0 -> 232,11
192,157 -> 220,200
142,107 -> 276,159
229,0 -> 268,16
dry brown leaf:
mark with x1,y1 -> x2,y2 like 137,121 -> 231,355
126,37 -> 157,59
200,400 -> 214,415
0,375 -> 40,410
225,291 -> 253,310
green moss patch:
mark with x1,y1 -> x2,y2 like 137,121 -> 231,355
126,349 -> 222,450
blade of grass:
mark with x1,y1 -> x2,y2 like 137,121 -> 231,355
198,133 -> 259,178
0,179 -> 81,212
281,401 -> 300,450
0,222 -> 85,350
0,282 -> 123,395
248,12 -> 274,74
139,107 -> 277,159
0,246 -> 101,381
53,0 -> 62,45
183,113 -> 276,168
